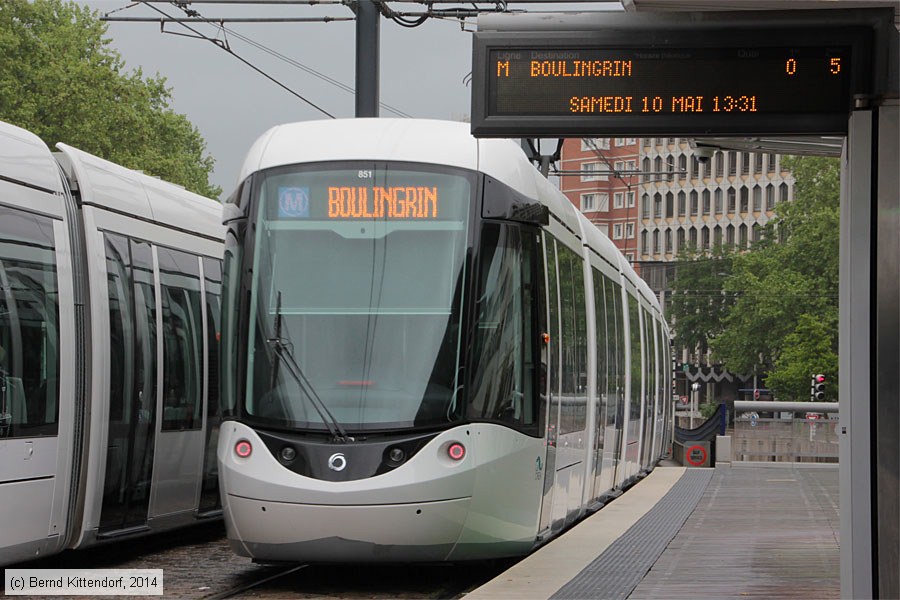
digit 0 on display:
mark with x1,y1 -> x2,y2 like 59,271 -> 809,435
471,10 -> 883,136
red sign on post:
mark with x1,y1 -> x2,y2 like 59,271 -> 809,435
686,444 -> 708,467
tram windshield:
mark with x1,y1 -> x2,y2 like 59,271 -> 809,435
244,163 -> 473,433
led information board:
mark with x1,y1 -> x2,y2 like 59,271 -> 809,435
471,15 -> 877,136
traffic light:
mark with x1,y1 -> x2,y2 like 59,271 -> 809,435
812,374 -> 826,401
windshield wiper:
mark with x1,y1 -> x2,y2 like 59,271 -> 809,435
268,291 -> 353,443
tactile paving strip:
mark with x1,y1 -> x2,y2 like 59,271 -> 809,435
549,469 -> 714,600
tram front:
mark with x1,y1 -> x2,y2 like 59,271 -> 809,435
218,153 -> 547,563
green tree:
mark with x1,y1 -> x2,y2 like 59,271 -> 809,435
0,0 -> 220,198
712,155 -> 840,400
669,243 -> 735,356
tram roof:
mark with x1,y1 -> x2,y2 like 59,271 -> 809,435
0,120 -> 65,195
56,144 -> 224,242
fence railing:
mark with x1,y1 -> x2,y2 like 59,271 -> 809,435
732,401 -> 839,463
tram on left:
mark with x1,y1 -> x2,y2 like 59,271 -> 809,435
0,120 -> 225,566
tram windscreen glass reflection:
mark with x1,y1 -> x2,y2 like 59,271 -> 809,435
246,165 -> 472,432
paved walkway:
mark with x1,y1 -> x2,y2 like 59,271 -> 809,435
465,463 -> 840,600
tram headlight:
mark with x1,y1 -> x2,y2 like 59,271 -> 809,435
388,447 -> 406,464
280,446 -> 297,462
234,439 -> 253,458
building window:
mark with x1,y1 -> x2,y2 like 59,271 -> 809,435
752,224 -> 762,243
614,160 -> 625,174
626,137 -> 637,145
654,193 -> 662,218
728,152 -> 737,176
582,162 -> 608,182
715,152 -> 724,177
715,189 -> 723,214
613,223 -> 623,239
767,155 -> 777,174
615,137 -> 626,146
702,226 -> 710,249
642,138 -> 652,148
754,153 -> 763,174
581,138 -> 610,151
702,190 -> 711,215
689,227 -> 698,247
753,186 -> 762,212
614,192 -> 625,209
677,228 -> 685,252
678,154 -> 687,181
665,192 -> 674,218
739,224 -> 748,247
581,192 -> 608,212
626,191 -> 635,208
642,157 -> 651,183
678,191 -> 686,216
641,194 -> 650,218
653,230 -> 660,253
726,224 -> 735,246
740,187 -> 749,213
780,182 -> 789,203
641,231 -> 648,254
625,223 -> 635,238
766,184 -> 775,210
625,252 -> 634,263
714,225 -> 723,246
741,152 -> 751,175
690,191 -> 699,216
626,160 -> 636,172
665,229 -> 673,253
727,188 -> 736,213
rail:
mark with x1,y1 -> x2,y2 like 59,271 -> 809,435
732,401 -> 839,463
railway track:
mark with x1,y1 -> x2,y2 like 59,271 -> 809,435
5,525 -> 513,599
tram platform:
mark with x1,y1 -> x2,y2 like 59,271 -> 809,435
465,462 -> 840,600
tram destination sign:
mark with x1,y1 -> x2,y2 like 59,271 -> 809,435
471,14 -> 878,137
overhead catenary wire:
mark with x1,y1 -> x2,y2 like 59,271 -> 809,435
121,1 -> 414,117
203,17 -> 414,117
134,1 -> 337,117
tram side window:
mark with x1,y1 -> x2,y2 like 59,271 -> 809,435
468,223 -> 539,434
0,206 -> 60,438
220,229 -> 243,416
607,279 -> 625,425
592,269 -> 608,446
628,295 -> 642,422
204,258 -> 222,425
546,239 -> 560,404
158,248 -> 204,431
646,309 -> 657,408
556,244 -> 587,435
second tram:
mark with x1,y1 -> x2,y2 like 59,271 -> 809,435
0,120 -> 225,565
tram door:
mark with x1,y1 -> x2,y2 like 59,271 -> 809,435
149,248 -> 206,519
100,237 -> 157,532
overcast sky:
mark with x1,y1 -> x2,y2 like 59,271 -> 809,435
78,1 -> 618,197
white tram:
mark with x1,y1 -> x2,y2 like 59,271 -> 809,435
218,119 -> 673,563
0,120 -> 225,566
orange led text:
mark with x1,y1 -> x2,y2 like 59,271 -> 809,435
530,60 -> 632,78
327,186 -> 438,219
